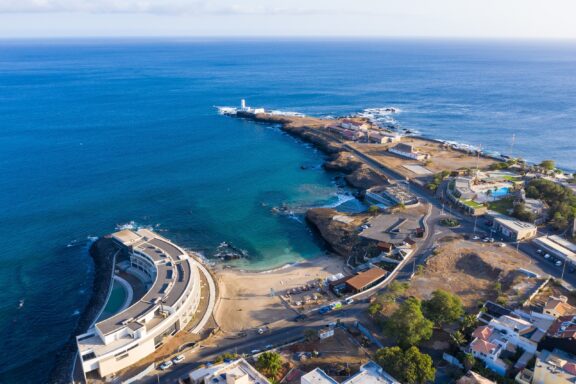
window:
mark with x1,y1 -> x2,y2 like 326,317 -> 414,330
82,352 -> 96,361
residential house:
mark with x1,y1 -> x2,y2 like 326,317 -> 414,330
388,143 -> 429,161
301,361 -> 399,384
188,358 -> 271,384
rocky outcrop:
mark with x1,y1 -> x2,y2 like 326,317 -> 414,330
48,237 -> 117,384
306,208 -> 380,260
281,124 -> 342,154
323,151 -> 363,173
345,165 -> 389,190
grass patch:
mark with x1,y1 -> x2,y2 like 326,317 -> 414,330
488,197 -> 514,214
460,199 -> 483,209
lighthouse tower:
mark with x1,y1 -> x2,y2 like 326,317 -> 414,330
241,99 -> 247,110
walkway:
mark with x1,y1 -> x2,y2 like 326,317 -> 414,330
190,257 -> 217,334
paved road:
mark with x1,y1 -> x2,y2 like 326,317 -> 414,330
142,304 -> 371,384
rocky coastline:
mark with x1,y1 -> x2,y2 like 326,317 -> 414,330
305,208 -> 380,261
48,238 -> 117,384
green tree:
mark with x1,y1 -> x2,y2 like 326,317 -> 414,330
256,352 -> 282,377
450,330 -> 466,347
422,289 -> 464,326
460,314 -> 478,332
375,346 -> 435,384
540,159 -> 555,171
368,302 -> 383,316
385,297 -> 433,348
463,353 -> 475,370
368,205 -> 381,215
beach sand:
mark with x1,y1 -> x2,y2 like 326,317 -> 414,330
213,254 -> 348,333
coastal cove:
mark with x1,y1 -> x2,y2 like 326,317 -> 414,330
1,39 -> 576,383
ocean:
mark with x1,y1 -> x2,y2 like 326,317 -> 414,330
0,38 -> 574,382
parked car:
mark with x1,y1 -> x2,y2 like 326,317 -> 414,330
293,314 -> 308,322
344,298 -> 354,305
172,355 -> 185,364
319,306 -> 331,315
250,349 -> 261,355
544,254 -> 551,259
473,235 -> 480,240
556,260 -> 563,267
159,361 -> 173,370
536,249 -> 543,254
499,243 -> 506,247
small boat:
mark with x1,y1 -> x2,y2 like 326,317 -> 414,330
18,299 -> 24,309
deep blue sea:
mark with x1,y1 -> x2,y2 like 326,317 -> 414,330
0,39 -> 575,382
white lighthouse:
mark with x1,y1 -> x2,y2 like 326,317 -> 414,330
241,99 -> 247,110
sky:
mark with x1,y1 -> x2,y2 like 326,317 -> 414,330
0,0 -> 575,39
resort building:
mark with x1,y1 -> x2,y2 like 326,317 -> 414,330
533,235 -> 576,266
188,358 -> 270,384
76,229 -> 203,380
301,361 -> 399,384
532,349 -> 576,384
446,177 -> 488,216
388,143 -> 429,161
486,211 -> 538,241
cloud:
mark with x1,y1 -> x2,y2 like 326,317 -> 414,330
0,0 -> 346,15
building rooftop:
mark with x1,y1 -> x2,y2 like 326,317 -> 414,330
302,368 -> 339,384
345,267 -> 387,291
534,349 -> 576,383
342,361 -> 400,384
488,211 -> 537,232
471,338 -> 499,355
95,229 -> 192,336
190,359 -> 270,384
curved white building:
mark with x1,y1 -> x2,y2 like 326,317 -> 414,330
76,229 -> 202,379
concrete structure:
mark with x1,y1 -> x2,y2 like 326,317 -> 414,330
189,358 -> 271,384
533,349 -> 576,384
365,184 -> 419,207
302,361 -> 399,384
359,212 -> 423,246
388,143 -> 429,161
533,235 -> 576,266
486,211 -> 538,241
76,229 -> 203,380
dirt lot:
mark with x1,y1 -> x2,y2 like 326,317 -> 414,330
349,137 -> 496,181
281,327 -> 372,383
406,238 -> 549,310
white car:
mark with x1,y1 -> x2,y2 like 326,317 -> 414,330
251,349 -> 261,355
159,361 -> 173,370
473,236 -> 480,240
344,298 -> 354,305
499,243 -> 506,247
536,249 -> 543,254
172,355 -> 185,364
544,254 -> 551,259
556,260 -> 563,267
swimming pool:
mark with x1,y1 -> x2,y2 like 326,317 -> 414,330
98,279 -> 128,321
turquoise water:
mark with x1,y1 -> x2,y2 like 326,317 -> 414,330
0,39 -> 575,382
98,280 -> 128,321
491,187 -> 511,198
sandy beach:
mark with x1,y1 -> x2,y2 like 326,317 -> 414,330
213,254 -> 348,333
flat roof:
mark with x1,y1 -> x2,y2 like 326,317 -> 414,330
359,213 -> 422,243
488,211 -> 537,232
302,368 -> 338,384
96,229 -> 192,336
193,358 -> 270,384
346,267 -> 387,291
342,361 -> 400,384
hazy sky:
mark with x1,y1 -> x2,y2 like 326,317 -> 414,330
0,0 -> 575,38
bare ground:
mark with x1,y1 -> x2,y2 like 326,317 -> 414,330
406,238 -> 548,310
